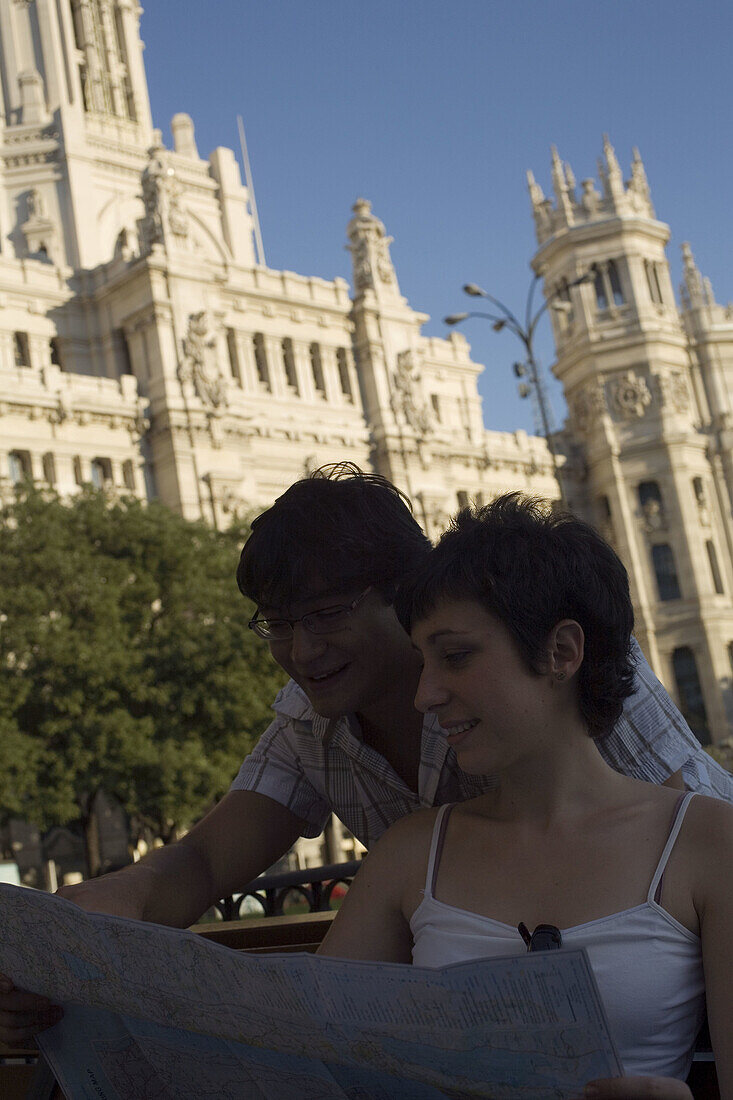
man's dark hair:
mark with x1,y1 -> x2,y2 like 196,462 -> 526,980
395,492 -> 635,738
237,462 -> 432,609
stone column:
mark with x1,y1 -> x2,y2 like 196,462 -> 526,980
264,335 -> 288,398
0,332 -> 15,371
319,345 -> 342,404
29,334 -> 52,372
235,332 -> 259,393
292,340 -> 316,402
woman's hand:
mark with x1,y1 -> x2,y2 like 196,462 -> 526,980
584,1078 -> 694,1099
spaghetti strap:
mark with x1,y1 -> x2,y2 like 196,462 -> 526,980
424,803 -> 455,898
648,791 -> 696,905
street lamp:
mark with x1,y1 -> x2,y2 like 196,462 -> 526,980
444,273 -> 590,506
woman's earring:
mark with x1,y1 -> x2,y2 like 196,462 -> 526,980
554,671 -> 566,682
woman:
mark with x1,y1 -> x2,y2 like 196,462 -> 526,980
317,493 -> 731,1099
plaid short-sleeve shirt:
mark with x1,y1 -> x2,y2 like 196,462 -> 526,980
230,637 -> 732,850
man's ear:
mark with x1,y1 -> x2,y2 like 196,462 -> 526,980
547,619 -> 584,681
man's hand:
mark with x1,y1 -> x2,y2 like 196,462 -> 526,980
584,1078 -> 694,1098
0,873 -> 147,1048
55,873 -> 147,920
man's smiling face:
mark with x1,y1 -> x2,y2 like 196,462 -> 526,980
262,583 -> 417,720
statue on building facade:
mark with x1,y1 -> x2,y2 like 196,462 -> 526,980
392,349 -> 432,437
179,312 -> 226,409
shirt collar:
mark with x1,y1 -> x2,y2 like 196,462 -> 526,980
272,679 -> 346,742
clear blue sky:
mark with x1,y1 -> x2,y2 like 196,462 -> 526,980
139,1 -> 733,434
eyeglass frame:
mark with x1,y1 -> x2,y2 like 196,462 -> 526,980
248,586 -> 374,640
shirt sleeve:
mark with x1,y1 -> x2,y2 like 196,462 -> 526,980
229,714 -> 332,838
595,637 -> 704,783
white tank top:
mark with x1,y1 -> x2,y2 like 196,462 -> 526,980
411,793 -> 705,1079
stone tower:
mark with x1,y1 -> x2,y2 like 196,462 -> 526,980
528,137 -> 733,743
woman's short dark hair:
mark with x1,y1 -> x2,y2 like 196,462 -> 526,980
396,492 -> 635,738
237,462 -> 432,609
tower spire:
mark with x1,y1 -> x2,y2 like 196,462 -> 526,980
550,145 -> 574,225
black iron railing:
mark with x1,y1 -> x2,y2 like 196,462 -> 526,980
212,859 -> 363,921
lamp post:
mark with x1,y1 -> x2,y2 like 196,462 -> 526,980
444,273 -> 590,507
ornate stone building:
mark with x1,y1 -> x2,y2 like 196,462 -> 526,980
529,138 -> 733,745
0,2 -> 730,788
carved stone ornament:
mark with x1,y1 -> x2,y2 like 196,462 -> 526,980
571,379 -> 606,434
392,349 -> 433,437
167,182 -> 189,240
351,238 -> 372,291
376,238 -> 395,283
642,497 -> 667,534
48,390 -> 73,425
655,369 -> 690,414
610,370 -> 652,420
179,312 -> 226,409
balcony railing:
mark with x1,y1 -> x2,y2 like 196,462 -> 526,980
212,858 -> 363,921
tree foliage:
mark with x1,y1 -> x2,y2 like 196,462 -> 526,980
0,487 -> 285,869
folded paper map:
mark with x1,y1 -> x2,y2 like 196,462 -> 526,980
0,883 -> 622,1098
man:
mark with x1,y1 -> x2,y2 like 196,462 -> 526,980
1,463 -> 730,1046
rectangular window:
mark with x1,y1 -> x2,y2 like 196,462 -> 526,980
651,543 -> 681,601
13,332 -> 30,368
672,647 -> 710,744
706,540 -> 724,595
253,333 -> 270,390
309,343 -> 326,397
42,453 -> 56,486
336,348 -> 352,399
281,338 -> 299,393
226,329 -> 241,385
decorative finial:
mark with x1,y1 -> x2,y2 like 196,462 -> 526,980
526,170 -> 545,208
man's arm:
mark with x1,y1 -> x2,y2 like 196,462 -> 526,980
56,790 -> 305,926
0,791 -> 304,1047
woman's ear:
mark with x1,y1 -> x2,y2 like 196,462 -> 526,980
547,620 -> 584,682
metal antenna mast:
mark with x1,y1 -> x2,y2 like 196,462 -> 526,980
237,114 -> 266,266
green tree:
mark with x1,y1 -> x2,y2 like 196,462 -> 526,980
0,486 -> 285,876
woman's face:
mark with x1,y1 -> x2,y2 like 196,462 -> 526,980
412,597 -> 556,774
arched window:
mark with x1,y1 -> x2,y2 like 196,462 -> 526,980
592,261 -> 625,312
651,543 -> 681,601
638,480 -> 662,509
592,265 -> 608,311
638,480 -> 666,533
8,451 -> 32,483
645,260 -> 663,305
607,261 -> 624,306
90,457 -> 112,489
671,647 -> 710,744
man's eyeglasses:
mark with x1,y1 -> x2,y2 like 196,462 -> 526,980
248,587 -> 373,641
